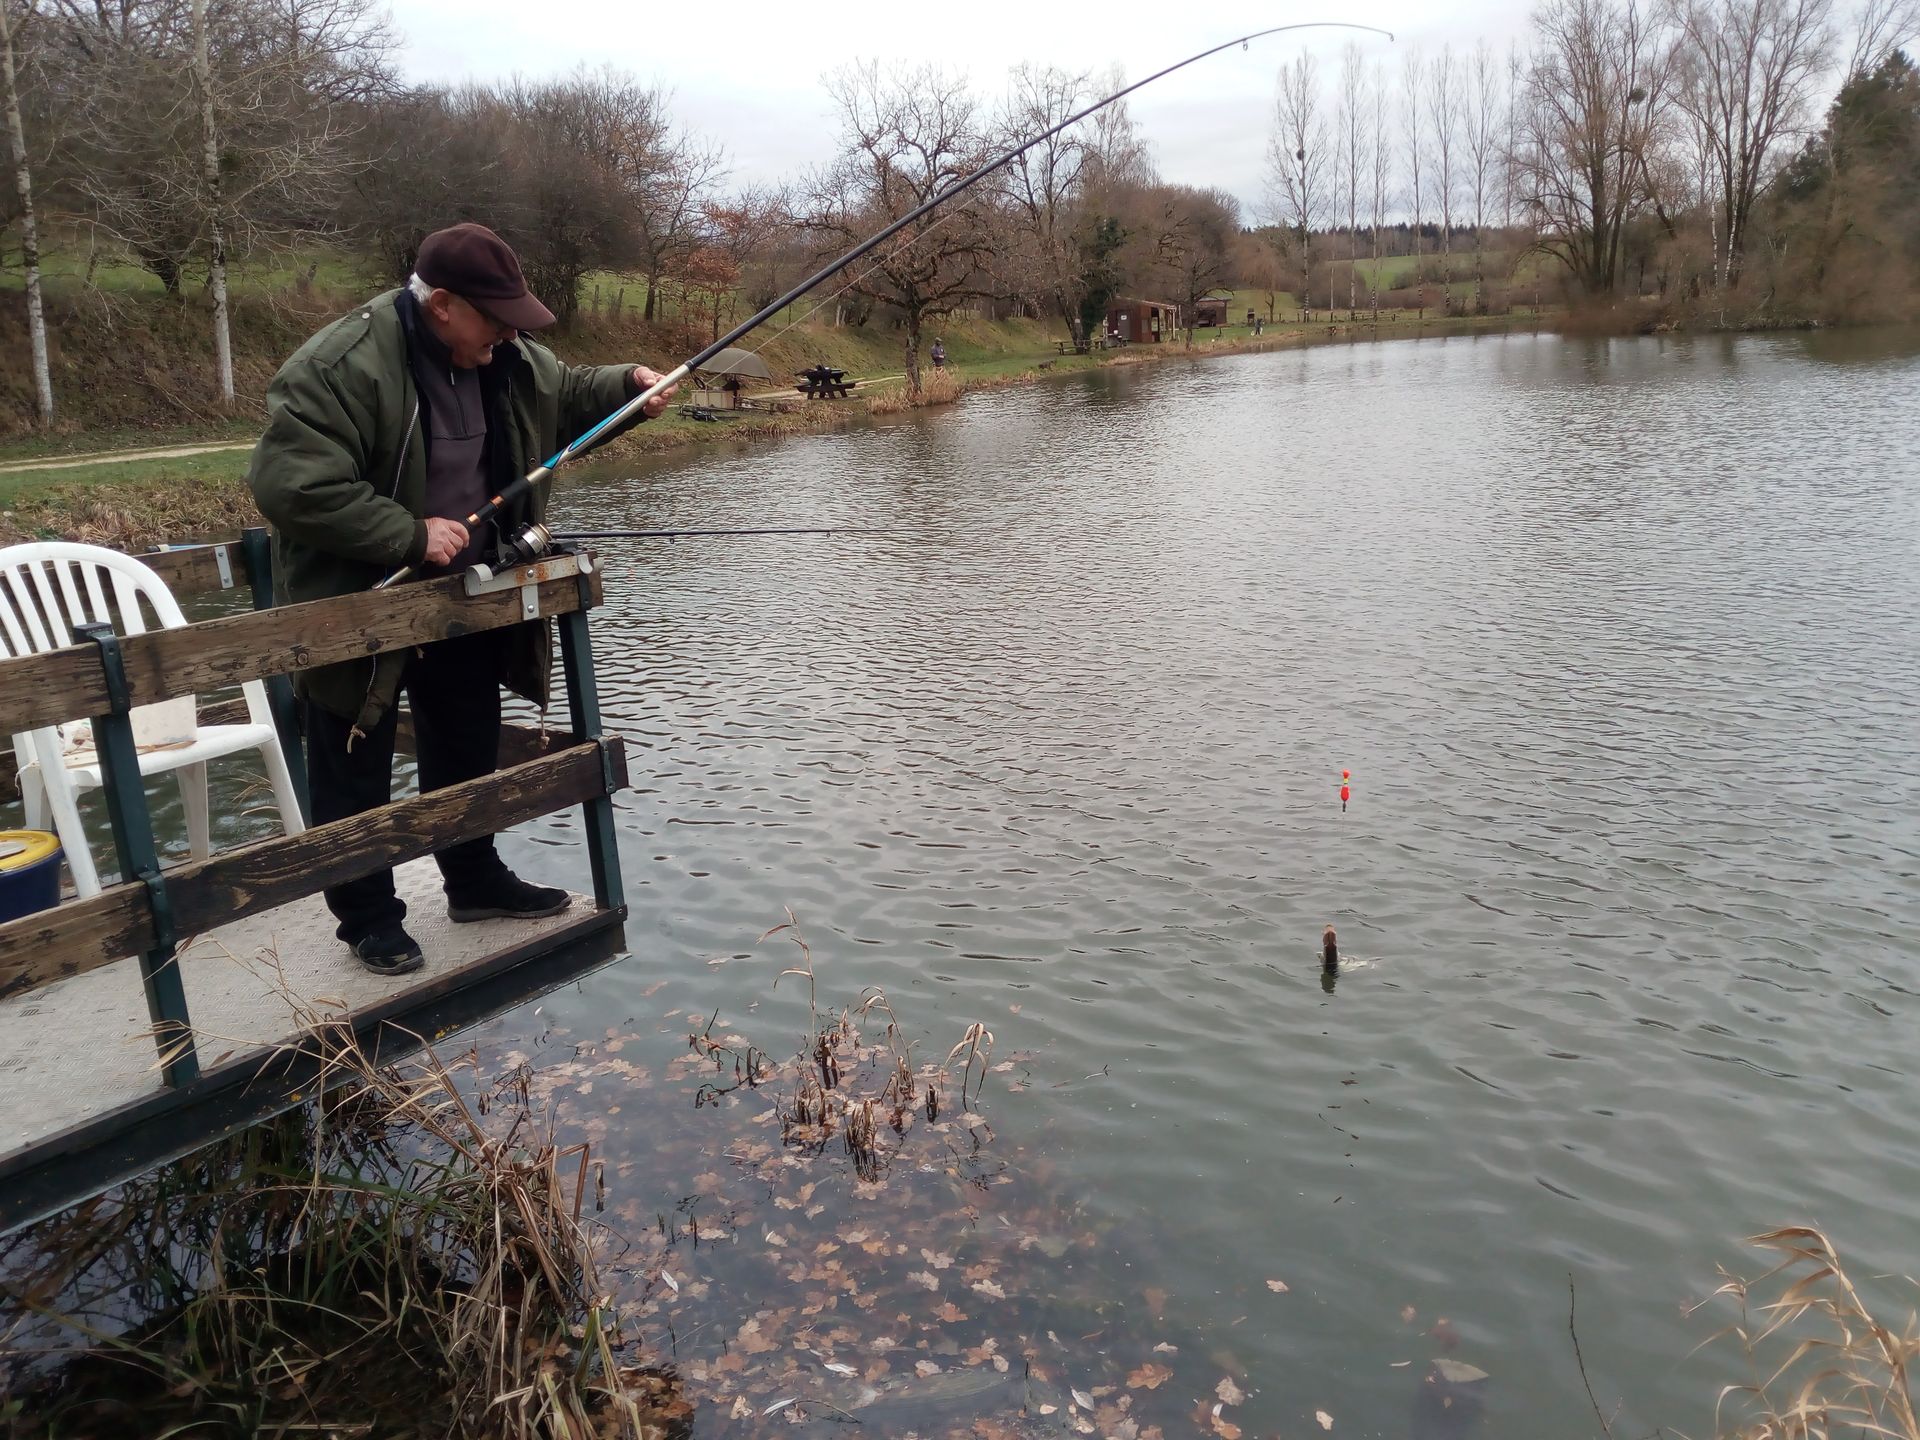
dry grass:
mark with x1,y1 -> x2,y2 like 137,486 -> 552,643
864,368 -> 965,415
0,992 -> 677,1438
1701,1225 -> 1919,1440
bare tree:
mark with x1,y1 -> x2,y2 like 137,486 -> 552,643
1427,43 -> 1463,298
41,0 -> 391,346
1401,47 -> 1426,281
1514,0 -> 1680,296
1,0 -> 52,422
1673,0 -> 1835,290
1465,41 -> 1503,308
486,76 -> 651,322
804,61 -> 996,396
1150,185 -> 1239,346
1337,42 -> 1366,314
1082,64 -> 1156,191
1369,60 -> 1391,319
635,134 -> 725,324
1843,0 -> 1920,75
997,63 -> 1092,338
1268,50 -> 1328,320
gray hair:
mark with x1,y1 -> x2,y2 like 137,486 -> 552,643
406,272 -> 434,303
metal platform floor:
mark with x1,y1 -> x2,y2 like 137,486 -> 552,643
0,858 -> 626,1232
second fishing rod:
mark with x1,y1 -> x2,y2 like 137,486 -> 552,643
373,18 -> 1392,590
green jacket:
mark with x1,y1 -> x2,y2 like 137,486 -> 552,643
248,288 -> 639,734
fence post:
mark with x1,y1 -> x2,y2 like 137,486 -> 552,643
238,527 -> 311,825
556,577 -> 624,913
73,621 -> 200,1088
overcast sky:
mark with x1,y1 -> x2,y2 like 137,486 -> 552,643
386,0 -> 1539,218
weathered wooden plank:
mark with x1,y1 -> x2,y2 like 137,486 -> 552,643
0,887 -> 151,1001
0,735 -> 626,999
138,542 -> 247,597
0,558 -> 602,735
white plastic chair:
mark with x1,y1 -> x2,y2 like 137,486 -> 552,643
0,541 -> 306,898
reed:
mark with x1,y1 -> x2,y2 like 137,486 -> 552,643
864,368 -> 965,415
687,912 -> 994,1182
1703,1225 -> 1919,1440
0,989 -> 670,1437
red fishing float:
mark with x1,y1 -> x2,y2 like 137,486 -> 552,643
1340,769 -> 1351,812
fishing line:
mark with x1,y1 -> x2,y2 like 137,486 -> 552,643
375,19 -> 1395,589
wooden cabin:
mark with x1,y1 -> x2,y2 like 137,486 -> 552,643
1104,298 -> 1180,344
1193,296 -> 1231,328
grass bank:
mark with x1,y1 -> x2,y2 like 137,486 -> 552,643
0,288 -> 1536,548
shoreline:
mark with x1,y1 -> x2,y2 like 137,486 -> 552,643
0,311 -> 1537,549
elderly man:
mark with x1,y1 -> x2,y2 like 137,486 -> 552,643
249,223 -> 674,975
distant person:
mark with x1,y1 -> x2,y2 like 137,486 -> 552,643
930,338 -> 947,369
1246,308 -> 1256,327
248,222 -> 678,975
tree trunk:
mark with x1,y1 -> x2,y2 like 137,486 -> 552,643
192,0 -> 233,406
904,310 -> 922,397
1,0 -> 52,424
644,270 -> 658,323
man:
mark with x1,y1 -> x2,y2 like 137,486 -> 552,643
249,222 -> 675,975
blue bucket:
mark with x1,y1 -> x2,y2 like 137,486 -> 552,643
0,831 -> 63,922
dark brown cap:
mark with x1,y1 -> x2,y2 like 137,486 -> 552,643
415,222 -> 556,331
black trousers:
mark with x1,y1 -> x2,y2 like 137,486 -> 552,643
304,629 -> 509,942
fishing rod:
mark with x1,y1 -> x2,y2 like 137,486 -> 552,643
551,527 -> 893,541
482,522 -> 894,565
375,17 -> 1392,590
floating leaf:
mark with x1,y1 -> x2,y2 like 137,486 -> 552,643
823,1362 -> 857,1377
1128,1363 -> 1174,1390
1072,1388 -> 1095,1409
972,1278 -> 1007,1299
1215,1377 -> 1245,1407
1316,1410 -> 1334,1430
915,1360 -> 943,1378
1266,1279 -> 1290,1293
907,1271 -> 940,1291
1400,1304 -> 1417,1325
1212,1419 -> 1242,1440
1152,1342 -> 1179,1355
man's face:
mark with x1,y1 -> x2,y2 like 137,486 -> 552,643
424,289 -> 517,369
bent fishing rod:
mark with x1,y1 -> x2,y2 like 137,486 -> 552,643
375,18 -> 1392,590
488,523 -> 893,561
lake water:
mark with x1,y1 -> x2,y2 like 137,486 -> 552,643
485,327 -> 1920,1439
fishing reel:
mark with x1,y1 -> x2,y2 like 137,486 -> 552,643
500,520 -> 557,565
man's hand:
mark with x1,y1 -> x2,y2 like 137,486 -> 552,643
424,517 -> 470,567
633,365 -> 678,419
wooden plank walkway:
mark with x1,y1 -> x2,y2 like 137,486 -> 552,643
0,858 -> 598,1167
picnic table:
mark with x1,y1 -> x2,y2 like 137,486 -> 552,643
797,364 -> 854,398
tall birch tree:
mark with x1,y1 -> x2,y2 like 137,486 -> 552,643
1,0 -> 51,422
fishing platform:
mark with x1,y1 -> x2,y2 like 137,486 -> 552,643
0,533 -> 631,1234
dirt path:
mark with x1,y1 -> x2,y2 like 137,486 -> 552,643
0,441 -> 254,476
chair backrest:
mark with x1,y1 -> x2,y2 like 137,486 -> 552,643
0,542 -> 190,661
1,543 -> 201,757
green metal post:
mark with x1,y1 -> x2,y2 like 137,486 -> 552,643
557,602 -> 624,912
74,621 -> 200,1087
238,527 -> 310,824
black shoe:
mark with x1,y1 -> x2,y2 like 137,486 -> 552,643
447,873 -> 572,924
350,926 -> 425,976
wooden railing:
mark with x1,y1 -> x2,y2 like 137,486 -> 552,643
0,536 -> 627,1090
